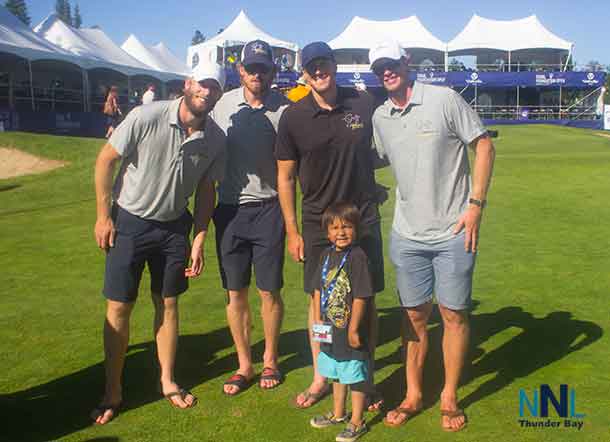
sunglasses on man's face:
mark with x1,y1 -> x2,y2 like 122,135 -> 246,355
305,58 -> 333,75
373,60 -> 402,77
244,64 -> 272,76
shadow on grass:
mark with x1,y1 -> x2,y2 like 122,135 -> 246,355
368,306 -> 602,428
0,183 -> 21,192
2,306 -> 602,440
2,326 -> 311,442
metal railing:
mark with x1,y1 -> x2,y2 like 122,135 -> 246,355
473,105 -> 598,120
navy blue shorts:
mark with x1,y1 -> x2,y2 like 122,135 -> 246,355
103,206 -> 192,303
213,198 -> 285,292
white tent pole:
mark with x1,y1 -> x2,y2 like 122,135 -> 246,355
81,68 -> 87,112
559,86 -> 562,115
508,51 -> 511,72
517,85 -> 520,109
28,59 -> 35,110
444,49 -> 448,72
563,46 -> 572,72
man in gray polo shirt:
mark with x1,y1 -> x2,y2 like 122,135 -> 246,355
211,40 -> 290,395
370,41 -> 495,432
91,63 -> 226,424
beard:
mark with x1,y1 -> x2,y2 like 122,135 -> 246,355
183,89 -> 214,118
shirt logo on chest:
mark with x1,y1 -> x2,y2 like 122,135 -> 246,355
343,113 -> 364,130
189,152 -> 204,166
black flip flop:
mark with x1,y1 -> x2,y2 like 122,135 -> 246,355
259,367 -> 284,390
223,373 -> 253,396
92,402 -> 121,425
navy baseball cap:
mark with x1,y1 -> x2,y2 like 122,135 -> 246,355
242,40 -> 274,68
301,42 -> 335,69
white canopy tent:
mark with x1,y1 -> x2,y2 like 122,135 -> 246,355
328,15 -> 447,70
0,7 -> 89,110
150,42 -> 190,76
186,10 -> 299,70
447,15 -> 573,71
121,35 -> 188,76
34,14 -> 179,80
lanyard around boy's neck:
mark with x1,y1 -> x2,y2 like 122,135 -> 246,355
320,246 -> 351,315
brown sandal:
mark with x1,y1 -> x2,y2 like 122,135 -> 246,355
164,389 -> 198,408
294,384 -> 330,409
440,408 -> 468,432
383,406 -> 421,427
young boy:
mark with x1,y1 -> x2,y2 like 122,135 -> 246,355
310,202 -> 374,442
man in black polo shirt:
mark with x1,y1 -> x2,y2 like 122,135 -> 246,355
276,42 -> 385,409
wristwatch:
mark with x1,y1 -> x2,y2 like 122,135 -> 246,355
469,198 -> 487,208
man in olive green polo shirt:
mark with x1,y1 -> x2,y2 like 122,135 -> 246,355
370,41 -> 495,432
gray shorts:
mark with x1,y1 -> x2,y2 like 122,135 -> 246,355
389,229 -> 476,310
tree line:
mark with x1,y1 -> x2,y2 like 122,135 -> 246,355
4,0 -> 82,28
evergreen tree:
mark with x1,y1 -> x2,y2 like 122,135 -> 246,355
72,3 -> 82,28
191,30 -> 205,45
55,0 -> 72,25
5,0 -> 30,25
64,0 -> 72,25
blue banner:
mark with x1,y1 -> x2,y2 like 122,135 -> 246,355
225,69 -> 298,88
335,70 -> 606,89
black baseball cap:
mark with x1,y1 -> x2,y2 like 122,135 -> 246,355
242,39 -> 274,68
302,41 -> 335,69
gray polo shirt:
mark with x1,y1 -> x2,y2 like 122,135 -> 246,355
109,98 -> 226,222
212,87 -> 290,205
372,81 -> 486,243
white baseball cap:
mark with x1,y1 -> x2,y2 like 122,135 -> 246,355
369,40 -> 406,72
191,62 -> 226,90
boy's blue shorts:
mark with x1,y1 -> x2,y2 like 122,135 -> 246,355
317,351 -> 367,384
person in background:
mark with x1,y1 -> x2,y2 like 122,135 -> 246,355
286,75 -> 310,102
142,84 -> 156,105
103,86 -> 122,138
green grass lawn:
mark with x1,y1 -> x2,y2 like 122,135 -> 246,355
1,126 -> 609,442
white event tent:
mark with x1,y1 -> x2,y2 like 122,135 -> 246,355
150,42 -> 190,76
447,15 -> 573,71
121,35 -> 189,76
34,14 -> 179,80
328,15 -> 447,70
187,10 -> 299,69
0,7 -> 90,110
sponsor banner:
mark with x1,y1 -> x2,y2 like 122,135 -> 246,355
335,70 -> 606,89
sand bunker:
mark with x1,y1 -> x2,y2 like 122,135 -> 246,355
0,147 -> 68,180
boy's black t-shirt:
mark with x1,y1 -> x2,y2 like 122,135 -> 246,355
315,245 -> 374,361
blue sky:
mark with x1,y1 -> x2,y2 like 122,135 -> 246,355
28,0 -> 609,66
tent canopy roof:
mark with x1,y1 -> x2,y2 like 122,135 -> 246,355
448,14 -> 572,54
121,35 -> 188,75
34,14 -> 179,79
189,10 -> 298,52
328,15 -> 446,52
0,6 -> 79,63
150,42 -> 190,75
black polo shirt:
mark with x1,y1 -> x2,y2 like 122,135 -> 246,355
275,87 -> 380,226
